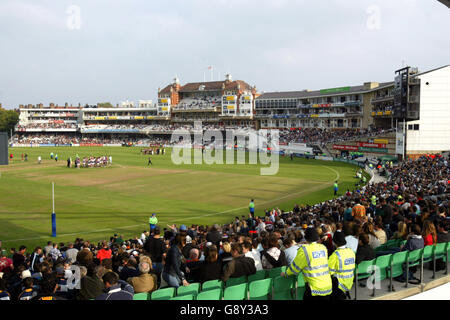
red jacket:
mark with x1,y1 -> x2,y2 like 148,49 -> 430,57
97,248 -> 112,262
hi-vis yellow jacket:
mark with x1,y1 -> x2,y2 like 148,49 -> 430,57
328,247 -> 355,292
286,242 -> 332,296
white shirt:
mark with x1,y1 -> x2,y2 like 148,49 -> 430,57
345,235 -> 359,253
245,249 -> 263,271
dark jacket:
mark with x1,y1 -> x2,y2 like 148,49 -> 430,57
194,261 -> 222,283
222,256 -> 256,282
163,245 -> 186,281
356,244 -> 376,265
77,275 -> 105,300
119,266 -> 140,281
144,237 -> 166,263
206,230 -> 222,247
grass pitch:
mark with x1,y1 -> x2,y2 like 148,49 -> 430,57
0,147 -> 365,249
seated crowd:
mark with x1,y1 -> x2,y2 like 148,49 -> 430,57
0,155 -> 449,300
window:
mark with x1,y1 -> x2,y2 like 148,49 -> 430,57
413,124 -> 419,131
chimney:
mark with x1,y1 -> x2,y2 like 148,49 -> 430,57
363,82 -> 379,90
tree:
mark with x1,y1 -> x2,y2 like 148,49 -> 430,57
0,108 -> 19,137
97,102 -> 114,108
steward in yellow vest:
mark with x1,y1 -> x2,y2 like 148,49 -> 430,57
328,231 -> 355,300
282,227 -> 332,300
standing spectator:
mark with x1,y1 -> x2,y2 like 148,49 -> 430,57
143,227 -> 166,277
65,243 -> 79,264
162,234 -> 189,288
29,247 -> 43,273
49,243 -> 62,262
44,241 -> 53,257
352,200 -> 366,222
13,246 -> 27,270
206,224 -> 222,248
127,261 -> 157,294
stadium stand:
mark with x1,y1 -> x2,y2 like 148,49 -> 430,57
0,154 -> 448,300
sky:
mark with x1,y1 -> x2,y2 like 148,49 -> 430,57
0,0 -> 449,109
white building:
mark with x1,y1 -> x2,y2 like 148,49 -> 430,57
405,65 -> 450,157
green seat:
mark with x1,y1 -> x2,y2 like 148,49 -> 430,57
151,287 -> 176,300
248,270 -> 266,283
272,275 -> 295,300
422,245 -> 434,264
170,294 -> 195,300
225,276 -> 247,288
223,283 -> 248,300
373,254 -> 392,296
405,248 -> 424,287
248,278 -> 272,300
386,239 -> 402,250
197,288 -> 222,300
201,280 -> 223,292
133,292 -> 150,300
432,242 -> 447,278
295,273 -> 306,300
268,266 -> 286,279
354,259 -> 375,300
177,283 -> 201,297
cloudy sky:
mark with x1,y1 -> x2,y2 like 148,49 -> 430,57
0,0 -> 449,108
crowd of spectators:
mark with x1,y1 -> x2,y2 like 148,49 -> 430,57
0,154 -> 448,300
178,96 -> 222,110
16,123 -> 78,130
279,127 -> 394,146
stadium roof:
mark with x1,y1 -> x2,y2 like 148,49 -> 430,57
413,65 -> 450,77
257,81 -> 395,100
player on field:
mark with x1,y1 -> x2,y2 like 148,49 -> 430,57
148,157 -> 153,166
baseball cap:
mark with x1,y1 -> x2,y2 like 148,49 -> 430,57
179,225 -> 187,231
21,270 -> 32,279
152,213 -> 156,216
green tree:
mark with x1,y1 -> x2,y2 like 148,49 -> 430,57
0,108 -> 19,136
97,102 -> 114,108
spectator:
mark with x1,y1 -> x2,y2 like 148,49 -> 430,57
30,247 -> 43,273
343,223 -> 358,253
422,220 -> 437,246
283,237 -> 300,266
95,272 -> 133,300
194,245 -> 222,283
96,241 -> 112,262
127,261 -> 157,294
355,233 -> 375,265
32,273 -> 66,300
222,243 -> 256,283
65,243 -> 78,264
261,235 -> 287,269
206,224 -> 222,248
143,227 -> 166,277
162,234 -> 189,288
77,264 -> 105,300
242,240 -> 263,271
12,246 -> 27,270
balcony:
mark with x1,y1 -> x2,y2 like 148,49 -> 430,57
371,95 -> 394,104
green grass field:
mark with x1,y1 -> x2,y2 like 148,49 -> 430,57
0,147 -> 366,250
